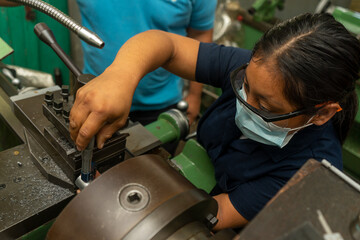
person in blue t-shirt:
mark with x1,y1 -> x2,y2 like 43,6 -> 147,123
75,0 -> 217,126
69,13 -> 360,230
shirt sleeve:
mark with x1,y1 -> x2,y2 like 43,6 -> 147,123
196,42 -> 252,89
189,0 -> 217,30
228,175 -> 287,221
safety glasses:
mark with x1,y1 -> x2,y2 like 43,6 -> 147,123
230,63 -> 320,122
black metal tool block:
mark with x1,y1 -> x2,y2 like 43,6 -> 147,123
11,86 -> 129,185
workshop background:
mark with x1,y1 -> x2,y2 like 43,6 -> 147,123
1,1 -> 360,239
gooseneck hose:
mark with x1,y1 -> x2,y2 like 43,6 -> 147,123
7,0 -> 105,48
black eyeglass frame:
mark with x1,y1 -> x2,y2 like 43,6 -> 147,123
230,63 -> 321,122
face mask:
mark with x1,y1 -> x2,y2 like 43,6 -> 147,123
235,88 -> 313,148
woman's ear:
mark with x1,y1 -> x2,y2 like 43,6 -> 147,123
311,102 -> 341,126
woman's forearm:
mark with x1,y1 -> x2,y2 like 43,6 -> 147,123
106,30 -> 200,83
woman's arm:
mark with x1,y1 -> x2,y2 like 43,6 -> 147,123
213,193 -> 248,231
69,30 -> 200,150
185,27 -> 213,124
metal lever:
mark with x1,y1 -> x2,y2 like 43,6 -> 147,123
34,22 -> 82,78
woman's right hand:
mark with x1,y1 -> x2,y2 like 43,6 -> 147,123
69,69 -> 135,151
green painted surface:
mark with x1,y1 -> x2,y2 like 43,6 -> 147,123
251,0 -> 284,22
342,84 -> 360,180
172,139 -> 216,193
21,219 -> 54,240
0,37 -> 13,60
145,118 -> 179,144
333,7 -> 360,35
0,1 -> 70,85
243,23 -> 264,50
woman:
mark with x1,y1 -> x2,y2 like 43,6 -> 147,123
69,13 -> 360,230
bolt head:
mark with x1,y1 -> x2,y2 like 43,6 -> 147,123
62,105 -> 71,117
61,85 -> 69,94
44,91 -> 54,100
53,98 -> 63,109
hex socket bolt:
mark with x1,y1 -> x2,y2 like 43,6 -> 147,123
44,91 -> 54,106
61,85 -> 69,102
53,98 -> 63,115
62,105 -> 71,123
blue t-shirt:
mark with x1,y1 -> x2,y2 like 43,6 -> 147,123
76,0 -> 217,111
195,43 -> 343,220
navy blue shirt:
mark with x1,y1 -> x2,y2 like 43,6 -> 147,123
195,43 -> 343,220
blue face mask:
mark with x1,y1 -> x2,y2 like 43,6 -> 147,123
235,88 -> 313,148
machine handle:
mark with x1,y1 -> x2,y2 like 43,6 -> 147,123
34,22 -> 82,78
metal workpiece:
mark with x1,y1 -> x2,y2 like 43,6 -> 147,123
145,108 -> 189,144
8,0 -> 104,48
47,154 -> 218,240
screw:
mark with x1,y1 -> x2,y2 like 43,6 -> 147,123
44,91 -> 54,106
61,85 -> 70,102
53,98 -> 63,114
62,105 -> 71,123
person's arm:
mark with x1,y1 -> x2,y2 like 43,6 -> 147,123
69,30 -> 200,151
185,28 -> 213,124
213,193 -> 248,231
0,0 -> 20,6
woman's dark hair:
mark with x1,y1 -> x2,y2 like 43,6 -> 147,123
252,13 -> 360,144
